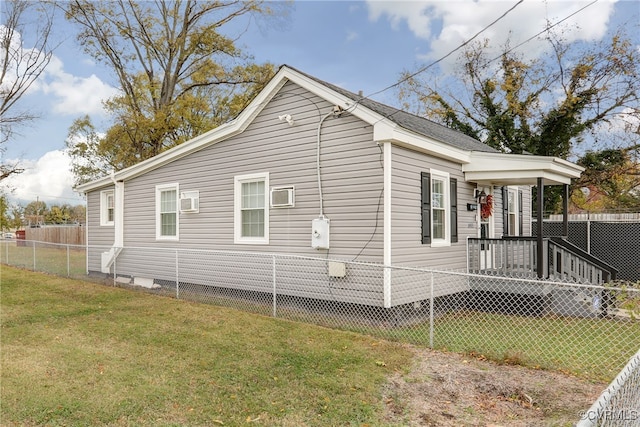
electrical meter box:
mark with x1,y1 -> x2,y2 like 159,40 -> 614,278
311,217 -> 330,249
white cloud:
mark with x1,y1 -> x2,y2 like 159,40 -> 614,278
366,0 -> 619,65
346,29 -> 360,42
2,25 -> 118,118
35,55 -> 119,116
4,150 -> 85,205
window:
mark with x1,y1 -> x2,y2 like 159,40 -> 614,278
508,189 -> 518,236
432,177 -> 446,240
421,170 -> 457,246
156,184 -> 178,240
234,173 -> 269,244
100,190 -> 114,226
502,186 -> 523,236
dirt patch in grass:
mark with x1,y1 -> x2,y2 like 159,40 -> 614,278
383,346 -> 605,426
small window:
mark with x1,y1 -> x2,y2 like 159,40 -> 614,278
234,173 -> 269,244
432,177 -> 446,240
156,183 -> 179,240
508,189 -> 518,236
421,170 -> 456,247
100,190 -> 114,226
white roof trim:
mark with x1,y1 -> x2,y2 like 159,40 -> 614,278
463,152 -> 584,186
374,125 -> 471,163
75,65 -> 583,193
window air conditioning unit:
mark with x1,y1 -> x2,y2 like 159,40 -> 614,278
180,191 -> 199,213
270,186 -> 295,208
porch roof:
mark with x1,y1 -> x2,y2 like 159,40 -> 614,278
462,152 -> 584,186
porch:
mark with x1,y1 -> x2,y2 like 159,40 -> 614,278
467,236 -> 618,284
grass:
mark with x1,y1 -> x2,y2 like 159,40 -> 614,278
1,266 -> 413,426
2,241 -> 636,382
374,310 -> 639,381
0,241 -> 86,277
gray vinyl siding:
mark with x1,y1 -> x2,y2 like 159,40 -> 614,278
389,145 -> 475,305
109,81 -> 385,306
86,186 -> 115,273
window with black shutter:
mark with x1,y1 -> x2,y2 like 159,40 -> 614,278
450,178 -> 458,243
421,172 -> 431,244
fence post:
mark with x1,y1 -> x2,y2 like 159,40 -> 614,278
67,244 -> 70,277
33,242 -> 36,271
429,271 -> 434,348
175,249 -> 180,299
586,217 -> 591,254
272,255 -> 277,318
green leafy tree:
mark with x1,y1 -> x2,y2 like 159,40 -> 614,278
0,194 -> 22,231
45,205 -> 72,224
572,147 -> 640,211
64,0 -> 286,186
0,194 -> 10,231
399,29 -> 640,213
24,200 -> 46,226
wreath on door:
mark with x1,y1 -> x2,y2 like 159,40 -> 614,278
480,194 -> 493,220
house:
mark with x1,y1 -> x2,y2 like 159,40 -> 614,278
76,65 -> 592,310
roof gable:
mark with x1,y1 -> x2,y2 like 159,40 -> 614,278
76,65 -> 578,193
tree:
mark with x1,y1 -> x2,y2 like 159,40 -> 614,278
0,0 -> 57,180
64,0 -> 285,186
0,194 -> 23,230
398,29 -> 640,213
24,199 -> 46,226
572,147 -> 640,211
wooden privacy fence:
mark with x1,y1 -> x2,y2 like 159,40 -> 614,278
24,226 -> 86,245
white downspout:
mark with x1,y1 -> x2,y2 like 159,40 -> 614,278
113,179 -> 124,248
101,172 -> 124,273
383,141 -> 392,308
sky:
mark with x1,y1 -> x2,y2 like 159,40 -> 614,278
2,0 -> 639,207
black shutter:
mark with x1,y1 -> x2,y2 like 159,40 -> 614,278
421,172 -> 431,244
518,189 -> 524,236
502,186 -> 509,236
450,178 -> 458,243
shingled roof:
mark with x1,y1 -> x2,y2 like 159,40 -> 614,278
285,65 -> 499,154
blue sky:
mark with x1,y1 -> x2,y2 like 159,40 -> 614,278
3,0 -> 639,206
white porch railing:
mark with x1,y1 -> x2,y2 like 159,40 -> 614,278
468,237 -> 617,284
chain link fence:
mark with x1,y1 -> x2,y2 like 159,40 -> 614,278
3,240 -> 639,384
577,349 -> 640,427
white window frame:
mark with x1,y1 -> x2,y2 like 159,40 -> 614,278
430,169 -> 451,247
234,172 -> 269,245
156,183 -> 179,241
100,190 -> 115,226
508,186 -> 520,236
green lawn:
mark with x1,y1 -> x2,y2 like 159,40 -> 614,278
0,241 -> 86,277
1,266 -> 413,426
429,311 -> 638,380
2,241 -> 637,384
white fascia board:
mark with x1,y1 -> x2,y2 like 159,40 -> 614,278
74,76 -> 290,193
374,124 -> 471,163
280,67 -> 386,125
463,152 -> 584,185
466,152 -> 583,175
464,170 -> 574,185
75,176 -> 114,193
